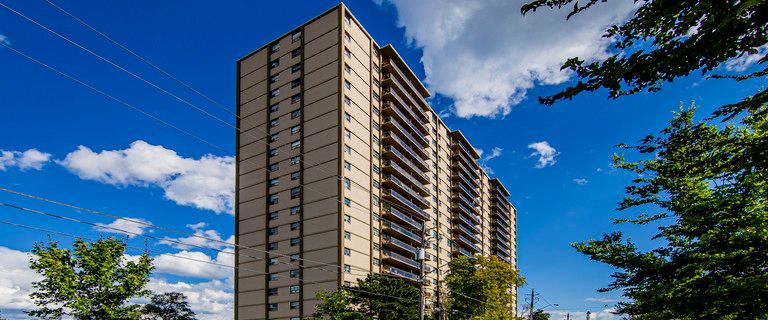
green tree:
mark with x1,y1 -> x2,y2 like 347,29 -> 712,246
27,237 -> 154,320
521,0 -> 768,119
532,309 -> 551,320
573,105 -> 768,318
446,256 -> 525,320
142,292 -> 197,320
312,274 -> 418,320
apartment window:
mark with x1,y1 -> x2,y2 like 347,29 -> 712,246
291,48 -> 301,58
269,178 -> 279,187
291,30 -> 301,43
344,47 -> 351,58
344,79 -> 351,89
290,269 -> 300,278
344,112 -> 351,122
270,59 -> 279,69
269,212 -> 279,220
344,264 -> 351,273
373,78 -> 380,87
269,194 -> 279,205
290,285 -> 300,294
290,206 -> 300,215
344,144 -> 351,155
344,247 -> 351,256
290,254 -> 300,262
372,136 -> 380,145
344,14 -> 351,26
373,243 -> 380,251
291,222 -> 300,231
270,74 -> 279,83
344,161 -> 351,170
373,92 -> 380,102
373,180 -> 379,189
291,63 -> 302,73
372,121 -> 379,131
344,198 -> 351,207
373,64 -> 380,74
269,148 -> 279,158
373,150 -> 380,159
268,164 -> 279,172
288,155 -> 300,165
268,226 -> 278,236
270,119 -> 279,128
269,133 -> 279,143
290,171 -> 300,181
344,95 -> 351,106
373,106 -> 380,116
269,257 -> 279,265
344,281 -> 351,287
268,303 -> 278,311
290,301 -> 300,310
269,273 -> 278,281
291,109 -> 301,119
268,288 -> 278,296
268,242 -> 278,250
373,165 -> 380,174
270,88 -> 280,98
290,238 -> 301,246
344,128 -> 352,139
344,32 -> 351,43
270,43 -> 280,53
344,214 -> 351,223
291,94 -> 301,104
343,178 -> 351,190
291,187 -> 301,199
291,140 -> 301,150
344,63 -> 351,74
291,125 -> 301,135
373,49 -> 380,58
291,79 -> 301,88
372,195 -> 379,206
344,231 -> 351,240
373,258 -> 380,266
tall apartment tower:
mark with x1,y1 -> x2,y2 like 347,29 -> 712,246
235,4 -> 518,319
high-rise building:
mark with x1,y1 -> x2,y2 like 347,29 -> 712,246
235,4 -> 517,319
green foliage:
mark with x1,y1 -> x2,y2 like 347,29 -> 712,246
27,237 -> 154,320
572,105 -> 768,319
531,309 -> 551,320
311,274 -> 419,320
446,256 -> 525,320
521,0 -> 768,119
142,292 -> 197,320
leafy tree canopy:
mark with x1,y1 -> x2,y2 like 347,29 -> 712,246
521,0 -> 768,119
142,292 -> 197,320
573,105 -> 768,318
311,274 -> 419,320
27,237 -> 153,320
446,256 -> 525,320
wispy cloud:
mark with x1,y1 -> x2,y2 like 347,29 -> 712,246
478,147 -> 503,174
586,297 -> 621,303
527,141 -> 559,168
724,44 -> 768,72
0,149 -> 52,171
159,222 -> 233,250
0,34 -> 9,45
573,178 -> 588,185
94,217 -> 152,238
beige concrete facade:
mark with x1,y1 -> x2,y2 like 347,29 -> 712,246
236,4 -> 518,319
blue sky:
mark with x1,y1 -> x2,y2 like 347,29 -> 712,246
0,1 -> 764,319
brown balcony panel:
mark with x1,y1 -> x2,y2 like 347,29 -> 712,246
383,145 -> 429,173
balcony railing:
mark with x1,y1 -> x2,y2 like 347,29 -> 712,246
453,140 -> 478,161
495,243 -> 511,257
384,175 -> 430,209
493,199 -> 511,212
493,227 -> 511,242
382,234 -> 417,253
383,116 -> 429,148
454,192 -> 478,208
453,159 -> 479,180
453,171 -> 479,189
493,212 -> 511,229
454,223 -> 481,243
383,160 -> 429,194
495,251 -> 512,264
382,249 -> 420,270
383,204 -> 423,231
383,189 -> 429,219
382,73 -> 429,122
383,131 -> 429,161
453,181 -> 479,198
494,234 -> 512,249
454,203 -> 480,224
383,219 -> 422,244
455,234 -> 481,252
382,59 -> 430,111
383,264 -> 420,282
454,148 -> 478,171
454,246 -> 473,258
453,213 -> 480,234
382,87 -> 426,127
383,145 -> 429,175
382,101 -> 428,135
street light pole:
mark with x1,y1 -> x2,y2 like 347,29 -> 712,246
417,224 -> 427,320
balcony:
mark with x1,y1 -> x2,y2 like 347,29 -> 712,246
382,88 -> 426,128
453,213 -> 480,234
383,145 -> 429,175
453,181 -> 479,198
383,131 -> 429,161
383,204 -> 424,231
493,212 -> 511,229
454,149 -> 478,172
493,227 -> 511,242
452,171 -> 479,189
494,209 -> 511,225
383,160 -> 429,194
453,203 -> 480,224
493,199 -> 511,212
493,218 -> 511,235
455,234 -> 481,252
382,234 -> 417,253
382,102 -> 428,135
494,234 -> 512,250
383,264 -> 420,282
383,116 -> 429,148
453,159 -> 479,181
382,74 -> 430,124
453,140 -> 478,161
382,59 -> 430,111
495,251 -> 512,264
453,192 -> 478,209
453,223 -> 481,243
383,175 -> 430,209
383,189 -> 429,219
383,219 -> 422,244
454,246 -> 474,258
495,243 -> 511,257
382,249 -> 420,270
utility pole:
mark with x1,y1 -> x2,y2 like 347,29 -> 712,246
529,288 -> 535,320
566,312 -> 570,320
417,224 -> 427,320
586,311 -> 591,320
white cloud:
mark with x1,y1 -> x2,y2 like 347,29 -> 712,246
378,0 -> 637,118
527,141 -> 559,168
59,141 -> 234,214
146,278 -> 233,320
585,297 -> 621,303
478,147 -> 503,174
547,308 -> 622,320
0,247 -> 40,312
0,34 -> 9,45
573,178 -> 588,185
724,44 -> 768,72
159,222 -> 233,250
0,149 -> 51,171
94,217 -> 152,238
153,250 -> 233,279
